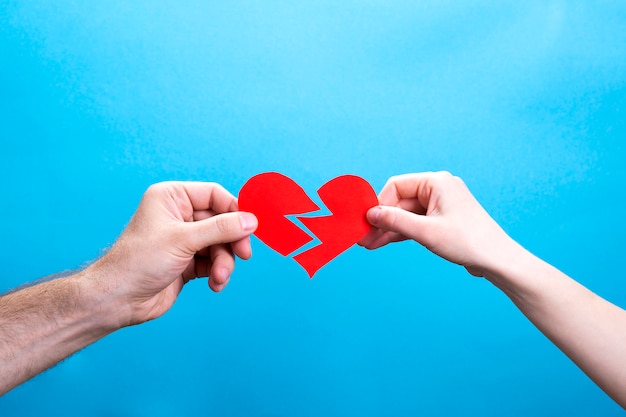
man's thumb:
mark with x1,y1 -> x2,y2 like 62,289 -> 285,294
185,212 -> 258,252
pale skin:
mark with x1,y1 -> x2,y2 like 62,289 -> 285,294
359,171 -> 626,409
0,181 -> 258,395
2,174 -> 625,408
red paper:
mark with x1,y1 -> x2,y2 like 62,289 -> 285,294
238,172 -> 378,278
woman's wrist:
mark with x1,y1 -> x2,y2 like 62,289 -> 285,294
479,237 -> 554,306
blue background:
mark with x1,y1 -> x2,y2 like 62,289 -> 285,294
1,1 -> 625,415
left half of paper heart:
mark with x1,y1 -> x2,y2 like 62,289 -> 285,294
238,172 -> 320,256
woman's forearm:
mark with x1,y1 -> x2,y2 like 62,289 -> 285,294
360,172 -> 626,408
485,240 -> 626,408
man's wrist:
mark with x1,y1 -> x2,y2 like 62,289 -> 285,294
74,262 -> 133,332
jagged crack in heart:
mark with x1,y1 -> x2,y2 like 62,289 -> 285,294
238,172 -> 379,278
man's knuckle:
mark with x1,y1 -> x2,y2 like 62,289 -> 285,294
146,181 -> 177,197
215,215 -> 234,235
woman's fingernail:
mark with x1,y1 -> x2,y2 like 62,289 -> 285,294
369,207 -> 382,225
239,212 -> 257,231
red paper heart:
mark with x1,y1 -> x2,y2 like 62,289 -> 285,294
238,172 -> 378,278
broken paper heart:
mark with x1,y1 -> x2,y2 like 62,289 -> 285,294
238,172 -> 379,278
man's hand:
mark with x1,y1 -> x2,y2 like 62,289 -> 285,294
89,181 -> 258,326
0,181 -> 257,395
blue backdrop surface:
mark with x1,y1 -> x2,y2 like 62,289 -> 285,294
1,1 -> 626,416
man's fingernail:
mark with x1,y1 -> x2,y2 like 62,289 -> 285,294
368,207 -> 382,225
219,267 -> 230,282
239,212 -> 257,231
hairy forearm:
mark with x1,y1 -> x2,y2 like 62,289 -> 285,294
484,240 -> 626,408
0,268 -> 124,395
